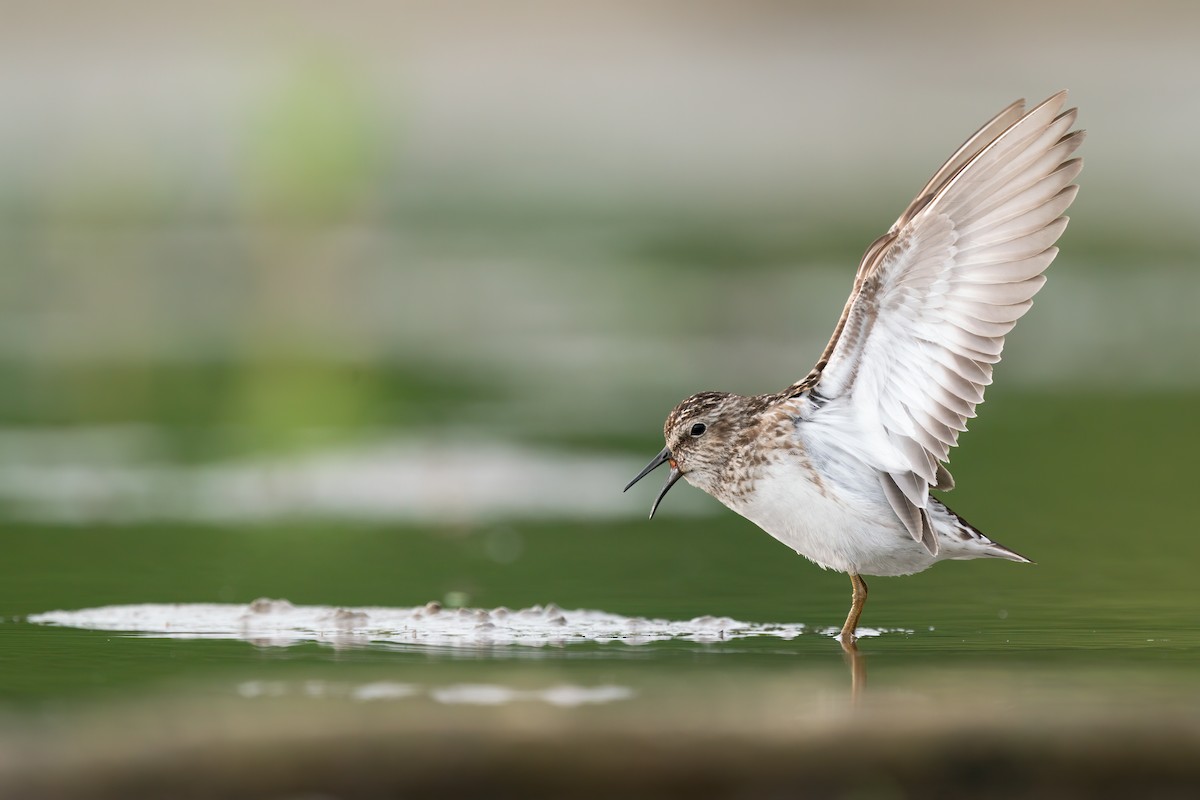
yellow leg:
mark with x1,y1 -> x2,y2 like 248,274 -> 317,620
839,573 -> 868,643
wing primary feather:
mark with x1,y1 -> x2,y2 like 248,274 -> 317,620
957,161 -> 1081,234
952,250 -> 1058,285
895,98 -> 1027,231
922,93 -> 1069,222
957,218 -> 1069,261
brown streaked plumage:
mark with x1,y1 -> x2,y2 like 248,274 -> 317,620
625,92 -> 1083,644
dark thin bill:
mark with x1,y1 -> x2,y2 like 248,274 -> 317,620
623,447 -> 671,492
648,467 -> 683,519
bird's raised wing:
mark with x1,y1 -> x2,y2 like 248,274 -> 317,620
792,92 -> 1083,554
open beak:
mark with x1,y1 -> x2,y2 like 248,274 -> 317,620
623,446 -> 683,519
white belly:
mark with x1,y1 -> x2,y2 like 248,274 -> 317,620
721,459 -> 939,577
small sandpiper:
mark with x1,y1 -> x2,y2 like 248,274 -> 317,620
625,92 -> 1083,643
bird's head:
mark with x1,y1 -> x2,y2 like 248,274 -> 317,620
623,391 -> 748,517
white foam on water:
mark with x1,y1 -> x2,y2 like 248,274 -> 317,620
26,598 -> 843,649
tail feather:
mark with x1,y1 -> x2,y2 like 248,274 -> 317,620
931,497 -> 1033,563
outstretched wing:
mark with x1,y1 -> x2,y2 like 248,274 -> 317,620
792,92 -> 1084,554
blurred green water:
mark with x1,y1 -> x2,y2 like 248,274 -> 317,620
2,388 -> 1198,707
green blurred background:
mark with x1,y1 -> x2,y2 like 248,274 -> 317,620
2,1 -> 1197,522
1,2 -> 1200,793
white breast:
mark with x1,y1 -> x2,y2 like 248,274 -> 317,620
723,455 -> 939,577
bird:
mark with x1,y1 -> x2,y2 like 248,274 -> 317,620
624,92 -> 1083,644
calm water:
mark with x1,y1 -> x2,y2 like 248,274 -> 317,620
4,392 -> 1199,707
2,380 -> 1199,799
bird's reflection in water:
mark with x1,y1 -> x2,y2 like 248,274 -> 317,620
840,638 -> 866,704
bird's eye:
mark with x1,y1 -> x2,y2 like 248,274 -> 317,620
690,423 -> 707,437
